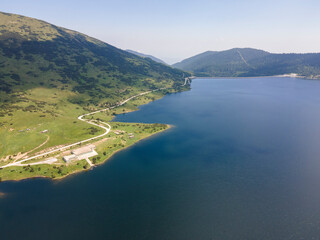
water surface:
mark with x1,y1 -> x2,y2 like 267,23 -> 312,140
1,77 -> 320,239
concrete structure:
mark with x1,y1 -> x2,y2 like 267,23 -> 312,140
63,154 -> 78,163
77,149 -> 98,160
72,145 -> 95,156
45,157 -> 58,164
63,145 -> 98,163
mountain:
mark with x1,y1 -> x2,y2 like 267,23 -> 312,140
126,49 -> 167,64
173,48 -> 320,78
0,11 -> 191,162
0,12 -> 188,106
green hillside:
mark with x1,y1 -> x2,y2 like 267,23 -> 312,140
0,12 -> 189,161
173,48 -> 320,78
0,12 -> 188,103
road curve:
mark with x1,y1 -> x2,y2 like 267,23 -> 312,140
2,79 -> 191,168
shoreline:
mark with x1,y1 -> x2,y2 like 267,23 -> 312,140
0,82 -> 188,182
55,124 -> 172,183
192,74 -> 311,80
0,124 -> 172,183
1,80 -> 189,168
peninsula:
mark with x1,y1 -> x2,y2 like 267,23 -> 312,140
0,12 -> 191,181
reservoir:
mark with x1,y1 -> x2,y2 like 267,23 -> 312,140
1,77 -> 320,239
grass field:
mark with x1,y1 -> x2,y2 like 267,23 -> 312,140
0,84 -> 187,181
0,86 -> 182,160
0,122 -> 170,181
0,87 -> 104,160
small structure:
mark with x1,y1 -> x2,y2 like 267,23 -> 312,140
114,130 -> 125,135
63,145 -> 98,163
63,154 -> 78,163
128,133 -> 134,139
41,130 -> 48,133
72,145 -> 97,159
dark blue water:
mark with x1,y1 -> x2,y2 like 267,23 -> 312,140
2,77 -> 320,240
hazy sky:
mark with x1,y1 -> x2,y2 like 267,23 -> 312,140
2,0 -> 320,63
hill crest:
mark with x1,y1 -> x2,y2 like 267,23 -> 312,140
173,48 -> 320,78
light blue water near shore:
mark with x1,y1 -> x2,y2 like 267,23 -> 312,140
2,77 -> 320,239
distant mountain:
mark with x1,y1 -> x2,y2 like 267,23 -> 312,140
173,48 -> 320,78
126,49 -> 167,65
0,12 -> 188,106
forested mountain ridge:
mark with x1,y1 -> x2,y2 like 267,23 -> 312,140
173,48 -> 320,78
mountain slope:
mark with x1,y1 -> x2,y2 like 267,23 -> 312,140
0,11 -> 190,160
126,49 -> 167,64
0,12 -> 188,105
173,48 -> 320,78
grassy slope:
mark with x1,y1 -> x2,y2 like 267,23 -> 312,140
0,11 -> 190,162
0,11 -> 187,100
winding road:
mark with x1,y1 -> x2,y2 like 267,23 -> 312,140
1,78 -> 191,168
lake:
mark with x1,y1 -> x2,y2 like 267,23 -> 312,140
1,77 -> 320,239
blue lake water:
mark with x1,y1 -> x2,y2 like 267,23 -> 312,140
2,77 -> 320,239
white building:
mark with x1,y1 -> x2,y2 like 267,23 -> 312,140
63,154 -> 78,163
63,145 -> 98,163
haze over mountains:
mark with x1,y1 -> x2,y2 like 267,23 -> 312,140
173,48 -> 320,78
126,49 -> 167,65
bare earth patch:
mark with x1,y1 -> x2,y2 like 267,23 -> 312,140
13,135 -> 50,162
0,155 -> 10,163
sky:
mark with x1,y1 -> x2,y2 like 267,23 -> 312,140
2,0 -> 320,64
